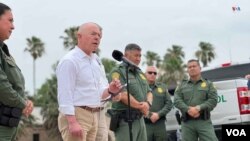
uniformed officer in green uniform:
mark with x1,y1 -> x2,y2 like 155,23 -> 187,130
144,66 -> 172,141
109,43 -> 153,141
0,3 -> 33,141
174,59 -> 218,141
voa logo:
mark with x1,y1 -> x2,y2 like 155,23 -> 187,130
226,129 -> 246,136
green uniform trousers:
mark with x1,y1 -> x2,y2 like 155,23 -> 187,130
181,119 -> 218,141
115,118 -> 147,141
0,125 -> 17,141
145,119 -> 167,141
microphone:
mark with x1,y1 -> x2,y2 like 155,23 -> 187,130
112,50 -> 139,69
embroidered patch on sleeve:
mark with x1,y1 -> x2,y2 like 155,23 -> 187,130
139,73 -> 146,80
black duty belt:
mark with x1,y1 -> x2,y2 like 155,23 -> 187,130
0,104 -> 22,127
119,109 -> 143,122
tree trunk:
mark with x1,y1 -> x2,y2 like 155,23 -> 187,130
33,59 -> 36,95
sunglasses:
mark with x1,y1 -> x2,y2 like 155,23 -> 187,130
147,71 -> 157,75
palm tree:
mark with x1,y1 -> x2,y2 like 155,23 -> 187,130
60,26 -> 79,50
195,41 -> 216,67
32,62 -> 62,141
160,45 -> 186,85
24,36 -> 45,95
39,74 -> 62,140
60,26 -> 101,54
143,51 -> 161,68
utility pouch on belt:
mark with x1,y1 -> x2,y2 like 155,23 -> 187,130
121,109 -> 142,122
181,113 -> 188,122
202,110 -> 210,120
107,109 -> 120,132
0,104 -> 22,127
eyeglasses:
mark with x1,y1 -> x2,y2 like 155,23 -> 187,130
147,71 -> 157,75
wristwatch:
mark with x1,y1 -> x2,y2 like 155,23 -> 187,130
108,89 -> 116,96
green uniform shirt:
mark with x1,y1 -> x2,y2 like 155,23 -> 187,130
174,77 -> 217,113
149,82 -> 172,117
0,42 -> 26,109
110,63 -> 151,110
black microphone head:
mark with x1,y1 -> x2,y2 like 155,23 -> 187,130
112,50 -> 123,61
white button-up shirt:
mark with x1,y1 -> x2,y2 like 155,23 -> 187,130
56,46 -> 108,115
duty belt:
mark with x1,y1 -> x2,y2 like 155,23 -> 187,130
119,109 -> 143,122
0,104 -> 22,127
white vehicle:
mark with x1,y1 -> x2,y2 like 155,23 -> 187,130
165,62 -> 250,141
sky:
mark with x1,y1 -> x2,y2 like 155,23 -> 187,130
1,0 -> 250,95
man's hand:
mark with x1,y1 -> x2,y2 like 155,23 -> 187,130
66,116 -> 83,139
187,106 -> 200,118
150,112 -> 160,123
108,78 -> 122,95
68,121 -> 83,138
139,102 -> 150,116
22,100 -> 34,117
102,79 -> 122,99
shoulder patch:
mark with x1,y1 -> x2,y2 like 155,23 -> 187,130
111,72 -> 120,80
201,82 -> 207,88
157,87 -> 163,94
139,73 -> 146,80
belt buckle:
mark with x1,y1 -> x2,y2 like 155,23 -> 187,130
95,107 -> 101,112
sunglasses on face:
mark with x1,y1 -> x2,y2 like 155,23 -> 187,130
147,71 -> 157,75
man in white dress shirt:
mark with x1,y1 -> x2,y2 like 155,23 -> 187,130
57,22 -> 121,141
